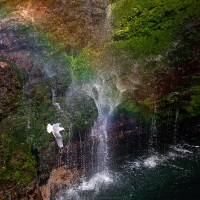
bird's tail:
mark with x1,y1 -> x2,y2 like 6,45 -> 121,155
56,138 -> 63,148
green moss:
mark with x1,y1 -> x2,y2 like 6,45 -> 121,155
0,146 -> 37,187
0,77 -> 62,188
68,48 -> 96,82
110,0 -> 200,58
65,92 -> 98,134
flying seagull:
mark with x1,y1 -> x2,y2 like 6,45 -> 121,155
47,123 -> 65,148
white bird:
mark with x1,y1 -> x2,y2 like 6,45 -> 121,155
47,123 -> 65,148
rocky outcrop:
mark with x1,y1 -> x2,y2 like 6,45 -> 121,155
40,166 -> 82,200
0,1 -> 107,199
1,0 -> 108,49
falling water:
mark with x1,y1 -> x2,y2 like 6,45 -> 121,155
87,80 -> 120,173
91,136 -> 95,171
149,107 -> 158,153
57,79 -> 120,199
91,108 -> 109,172
173,109 -> 179,145
51,88 -> 61,110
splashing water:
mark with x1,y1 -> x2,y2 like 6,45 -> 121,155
59,144 -> 200,200
59,171 -> 113,200
149,108 -> 158,153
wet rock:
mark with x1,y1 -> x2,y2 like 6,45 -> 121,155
64,88 -> 98,136
38,135 -> 98,199
60,136 -> 98,174
108,116 -> 149,158
40,165 -> 82,200
0,27 -> 34,74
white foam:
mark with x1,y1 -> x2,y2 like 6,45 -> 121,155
134,161 -> 141,168
127,155 -> 169,170
58,171 -> 113,200
173,147 -> 192,154
143,156 -> 159,168
127,144 -> 199,171
78,171 -> 113,192
170,145 -> 193,154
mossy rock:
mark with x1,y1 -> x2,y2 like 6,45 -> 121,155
64,89 -> 98,138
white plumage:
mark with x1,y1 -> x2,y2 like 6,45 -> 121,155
47,123 -> 65,148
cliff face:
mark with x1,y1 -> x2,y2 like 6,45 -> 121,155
1,0 -> 108,49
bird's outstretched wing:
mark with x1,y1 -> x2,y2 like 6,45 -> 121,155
47,124 -> 53,133
53,123 -> 65,132
54,123 -> 61,127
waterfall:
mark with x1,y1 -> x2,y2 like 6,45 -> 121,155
91,136 -> 95,171
86,80 -> 120,173
56,79 -> 120,199
92,118 -> 108,172
90,99 -> 109,172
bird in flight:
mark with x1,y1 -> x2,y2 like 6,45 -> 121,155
47,123 -> 65,148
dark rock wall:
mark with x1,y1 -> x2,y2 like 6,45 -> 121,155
0,61 -> 21,120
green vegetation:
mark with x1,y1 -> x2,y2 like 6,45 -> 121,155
68,48 -> 96,82
110,0 -> 200,58
0,51 -> 98,191
0,80 -> 58,188
64,89 -> 98,134
105,0 -> 200,120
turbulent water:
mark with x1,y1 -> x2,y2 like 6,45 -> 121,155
57,144 -> 200,200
